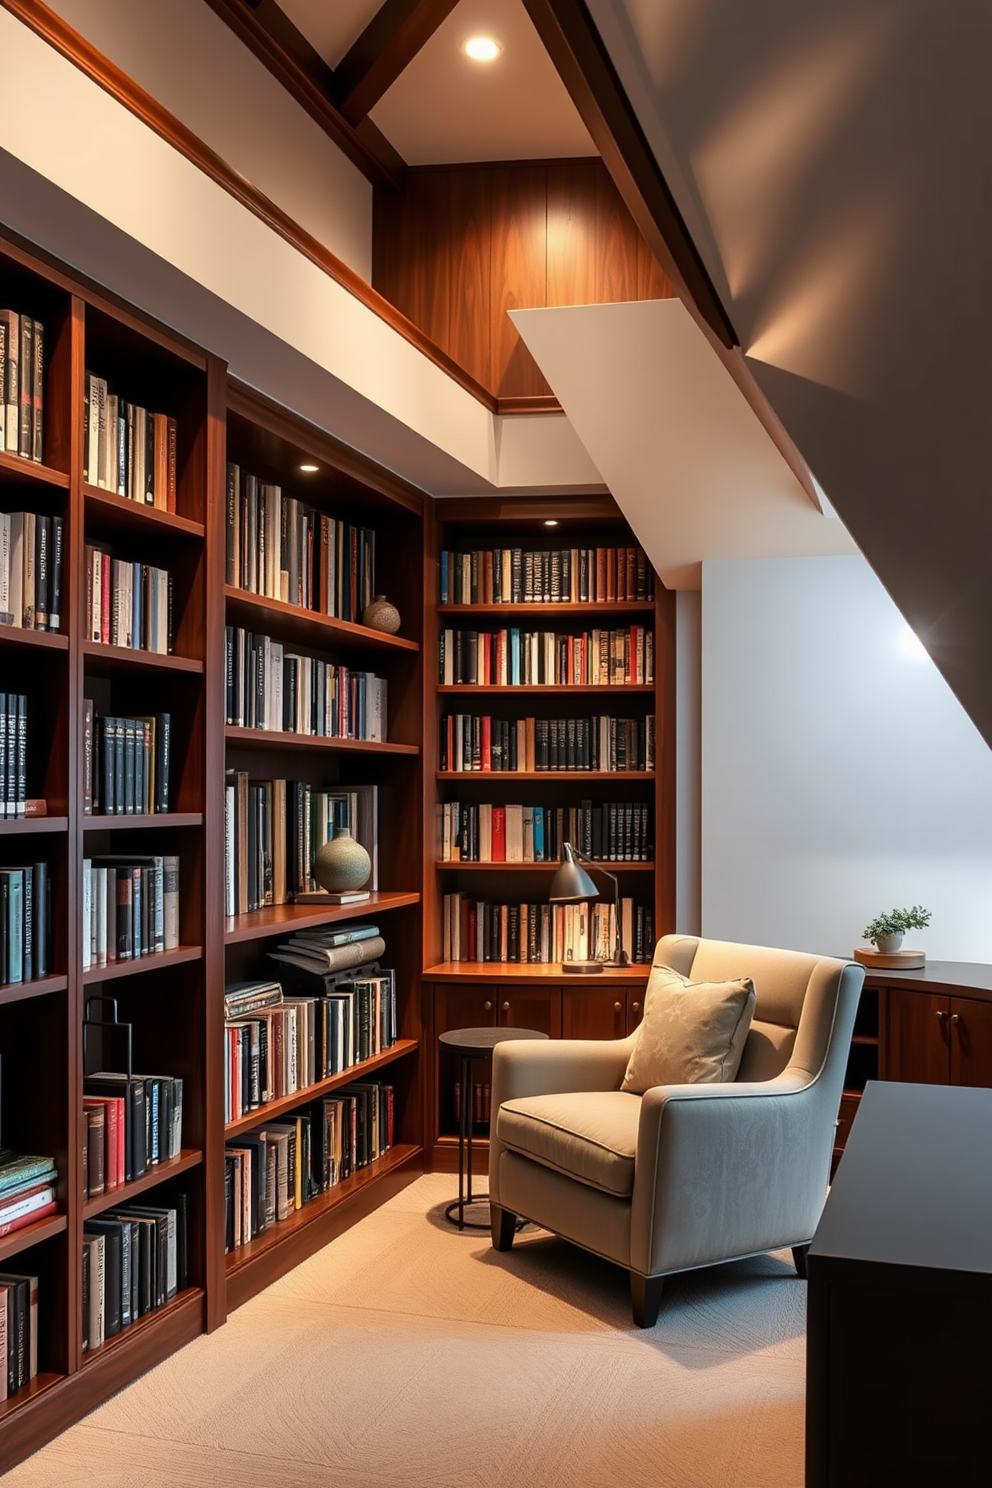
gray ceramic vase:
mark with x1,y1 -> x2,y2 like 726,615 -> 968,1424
362,594 -> 401,634
312,829 -> 371,892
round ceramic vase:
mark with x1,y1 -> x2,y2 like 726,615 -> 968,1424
362,594 -> 401,634
875,932 -> 904,954
313,828 -> 371,892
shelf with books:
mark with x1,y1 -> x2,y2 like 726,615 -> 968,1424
80,643 -> 203,675
82,814 -> 203,832
424,961 -> 651,982
0,453 -> 70,491
438,684 -> 655,695
77,1286 -> 204,1373
0,629 -> 69,654
434,861 -> 656,872
83,485 -> 205,540
0,1371 -> 65,1424
436,770 -> 655,781
438,601 -> 656,617
225,892 -> 421,946
82,1149 -> 203,1221
81,945 -> 203,986
224,727 -> 417,756
0,818 -> 68,836
0,974 -> 69,1011
225,587 -> 419,655
224,1039 -> 419,1138
0,1212 -> 68,1266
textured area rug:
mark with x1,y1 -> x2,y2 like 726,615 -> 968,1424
6,1175 -> 806,1486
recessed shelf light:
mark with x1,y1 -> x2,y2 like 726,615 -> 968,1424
299,463 -> 319,473
463,36 -> 502,62
543,519 -> 559,527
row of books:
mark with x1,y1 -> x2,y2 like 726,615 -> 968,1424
0,865 -> 51,986
453,1080 -> 492,1126
83,373 -> 178,510
85,547 -> 172,655
439,626 -> 654,687
225,464 -> 377,622
0,310 -> 44,463
0,693 -> 27,821
439,545 -> 654,606
0,512 -> 63,631
224,775 -> 377,915
0,1149 -> 57,1242
223,963 -> 396,1122
441,713 -> 656,773
0,1272 -> 39,1402
81,856 -> 180,969
82,705 -> 171,816
439,801 -> 653,864
225,1080 -> 393,1253
442,893 -> 654,964
83,1074 -> 184,1196
225,626 -> 387,741
82,1195 -> 188,1351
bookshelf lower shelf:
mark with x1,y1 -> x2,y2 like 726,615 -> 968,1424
0,1372 -> 64,1426
226,1143 -> 422,1309
0,1212 -> 67,1264
225,1040 -> 419,1137
79,1286 -> 204,1374
225,891 -> 420,944
83,1149 -> 203,1219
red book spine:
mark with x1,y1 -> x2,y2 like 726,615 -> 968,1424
0,1201 -> 57,1239
492,806 -> 506,862
104,1098 -> 120,1190
481,715 -> 491,771
100,551 -> 111,645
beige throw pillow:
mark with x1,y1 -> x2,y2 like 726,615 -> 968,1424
621,963 -> 756,1094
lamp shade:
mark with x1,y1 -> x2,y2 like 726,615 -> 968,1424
549,842 -> 598,902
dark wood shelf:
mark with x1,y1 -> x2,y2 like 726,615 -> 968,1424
424,961 -> 651,981
0,974 -> 68,1008
79,1286 -> 204,1369
435,860 -> 654,871
225,891 -> 420,944
436,770 -> 655,781
82,812 -> 203,831
437,684 -> 654,695
851,1034 -> 880,1046
0,1372 -> 64,1424
82,945 -> 203,985
84,484 -> 205,538
438,601 -> 655,617
225,1040 -> 419,1137
0,626 -> 69,652
0,816 -> 68,835
0,1212 -> 67,1264
0,450 -> 69,489
83,1149 -> 203,1219
225,587 -> 419,653
224,726 -> 417,755
82,642 -> 203,674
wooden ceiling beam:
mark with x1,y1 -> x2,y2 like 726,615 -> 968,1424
203,0 -> 406,191
334,0 -> 461,126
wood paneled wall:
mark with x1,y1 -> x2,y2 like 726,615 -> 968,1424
373,159 -> 674,404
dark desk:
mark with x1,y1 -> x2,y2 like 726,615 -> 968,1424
806,1080 -> 992,1488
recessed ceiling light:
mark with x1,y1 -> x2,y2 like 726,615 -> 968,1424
299,463 -> 319,473
463,36 -> 502,62
543,519 -> 559,527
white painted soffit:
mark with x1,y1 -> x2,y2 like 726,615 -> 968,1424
510,298 -> 857,587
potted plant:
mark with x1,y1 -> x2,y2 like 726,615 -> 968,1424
862,905 -> 932,955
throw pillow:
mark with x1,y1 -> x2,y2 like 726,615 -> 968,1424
621,963 -> 756,1093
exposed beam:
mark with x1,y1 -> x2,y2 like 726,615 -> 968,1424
334,0 -> 460,126
203,0 -> 406,191
521,0 -> 820,507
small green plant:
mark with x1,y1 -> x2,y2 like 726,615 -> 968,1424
862,906 -> 932,945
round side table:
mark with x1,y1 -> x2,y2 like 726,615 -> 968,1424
440,1026 -> 549,1230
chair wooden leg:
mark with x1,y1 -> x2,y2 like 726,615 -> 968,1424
490,1204 -> 517,1251
630,1272 -> 664,1327
792,1243 -> 810,1279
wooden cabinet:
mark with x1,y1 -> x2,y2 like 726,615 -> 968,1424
560,985 -> 644,1039
886,987 -> 992,1088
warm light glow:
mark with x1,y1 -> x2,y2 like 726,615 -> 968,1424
463,36 -> 502,62
544,519 -> 559,527
299,463 -> 319,473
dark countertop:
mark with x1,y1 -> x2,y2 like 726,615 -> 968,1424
860,959 -> 992,997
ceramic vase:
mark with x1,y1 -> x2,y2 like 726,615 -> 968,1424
362,594 -> 401,634
313,828 -> 371,893
875,932 -> 904,954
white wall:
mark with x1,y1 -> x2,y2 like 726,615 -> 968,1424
676,591 -> 702,934
702,556 -> 992,960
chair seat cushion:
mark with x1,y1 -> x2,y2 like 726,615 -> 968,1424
496,1091 -> 642,1197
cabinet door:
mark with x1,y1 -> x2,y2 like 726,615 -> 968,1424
435,986 -> 498,1035
497,987 -> 561,1038
885,989 -> 951,1085
627,989 -> 645,1035
950,996 -> 992,1089
562,989 -> 626,1041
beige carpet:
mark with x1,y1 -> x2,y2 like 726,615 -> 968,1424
7,1175 -> 806,1487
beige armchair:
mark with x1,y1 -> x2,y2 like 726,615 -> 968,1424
489,934 -> 864,1326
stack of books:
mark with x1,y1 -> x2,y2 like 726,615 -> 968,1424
0,309 -> 44,463
442,893 -> 654,965
440,544 -> 653,605
0,863 -> 51,984
439,626 -> 654,686
439,801 -> 652,863
81,855 -> 180,968
83,1073 -> 184,1196
0,1151 -> 57,1240
0,1271 -> 40,1401
0,692 -> 28,821
225,464 -> 376,622
83,373 -> 177,509
225,1079 -> 394,1253
441,713 -> 655,772
82,706 -> 171,815
82,1195 -> 187,1350
0,512 -> 64,631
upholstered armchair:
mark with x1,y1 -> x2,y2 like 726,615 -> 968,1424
489,934 -> 864,1326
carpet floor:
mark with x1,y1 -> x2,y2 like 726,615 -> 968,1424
5,1175 -> 807,1486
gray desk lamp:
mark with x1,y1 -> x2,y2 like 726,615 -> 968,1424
548,841 -> 629,973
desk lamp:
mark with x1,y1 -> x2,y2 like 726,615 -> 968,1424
549,841 -> 629,973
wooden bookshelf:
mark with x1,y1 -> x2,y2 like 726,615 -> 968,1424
82,1149 -> 203,1219
224,1039 -> 418,1137
225,891 -> 421,945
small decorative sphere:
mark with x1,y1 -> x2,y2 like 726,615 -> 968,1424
312,829 -> 371,892
363,594 -> 401,635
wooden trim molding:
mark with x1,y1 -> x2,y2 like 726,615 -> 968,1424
1,0 -> 498,414
496,395 -> 564,416
335,0 -> 461,125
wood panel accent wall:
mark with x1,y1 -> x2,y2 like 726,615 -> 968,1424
373,159 -> 675,404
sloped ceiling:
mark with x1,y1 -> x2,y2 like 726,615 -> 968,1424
512,298 -> 856,587
583,0 -> 992,744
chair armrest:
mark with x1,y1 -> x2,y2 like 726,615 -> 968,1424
491,1036 -> 635,1109
630,1069 -> 835,1277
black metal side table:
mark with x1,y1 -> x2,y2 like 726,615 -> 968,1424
440,1025 -> 549,1230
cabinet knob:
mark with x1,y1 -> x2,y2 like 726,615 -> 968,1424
614,1001 -> 623,1012
483,1000 -> 492,1012
935,1009 -> 947,1020
631,1002 -> 640,1012
502,1001 -> 510,1011
951,1012 -> 961,1024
